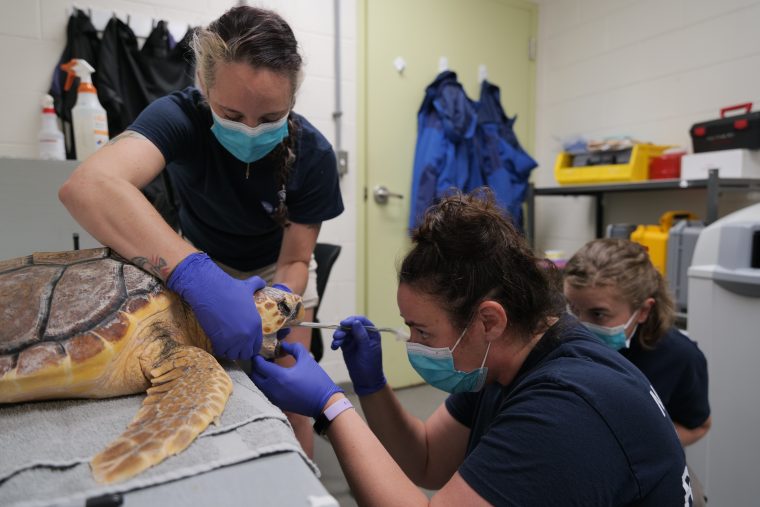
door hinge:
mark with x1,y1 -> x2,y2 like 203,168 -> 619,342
528,36 -> 537,62
363,186 -> 368,201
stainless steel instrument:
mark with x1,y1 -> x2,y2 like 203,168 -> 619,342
294,321 -> 409,340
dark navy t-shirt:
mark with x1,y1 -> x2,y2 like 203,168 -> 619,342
446,315 -> 692,506
622,327 -> 710,429
128,87 -> 344,271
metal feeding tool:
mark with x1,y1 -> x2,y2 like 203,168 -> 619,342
294,321 -> 409,341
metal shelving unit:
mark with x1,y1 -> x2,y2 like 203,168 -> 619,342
525,168 -> 760,247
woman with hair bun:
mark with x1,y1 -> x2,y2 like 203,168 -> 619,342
250,189 -> 691,505
59,5 -> 343,456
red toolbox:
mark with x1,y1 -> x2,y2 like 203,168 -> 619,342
690,103 -> 760,153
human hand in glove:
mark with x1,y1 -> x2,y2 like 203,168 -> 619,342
167,252 -> 265,359
251,341 -> 343,418
331,315 -> 387,396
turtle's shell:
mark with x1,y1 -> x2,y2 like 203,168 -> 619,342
0,248 -> 166,379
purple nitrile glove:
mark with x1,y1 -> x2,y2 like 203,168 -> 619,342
331,315 -> 387,396
251,341 -> 343,418
272,283 -> 293,340
167,252 -> 265,360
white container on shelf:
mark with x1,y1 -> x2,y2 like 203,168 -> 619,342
38,94 -> 66,160
681,149 -> 760,180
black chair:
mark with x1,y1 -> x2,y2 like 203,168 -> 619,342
310,243 -> 342,362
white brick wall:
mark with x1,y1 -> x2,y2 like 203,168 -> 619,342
0,0 -> 357,381
534,0 -> 760,257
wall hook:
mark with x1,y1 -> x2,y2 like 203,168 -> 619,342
478,64 -> 488,83
438,56 -> 448,73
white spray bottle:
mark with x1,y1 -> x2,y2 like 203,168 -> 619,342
60,58 -> 109,160
38,94 -> 66,160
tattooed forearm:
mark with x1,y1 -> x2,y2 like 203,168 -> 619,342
107,130 -> 147,146
131,256 -> 171,280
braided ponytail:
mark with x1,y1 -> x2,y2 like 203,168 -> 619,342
269,114 -> 299,227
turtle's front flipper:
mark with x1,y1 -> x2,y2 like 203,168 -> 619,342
90,343 -> 233,484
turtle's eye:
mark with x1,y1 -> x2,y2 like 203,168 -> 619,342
277,300 -> 291,316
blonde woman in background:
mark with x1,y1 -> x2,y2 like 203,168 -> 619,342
564,238 -> 711,505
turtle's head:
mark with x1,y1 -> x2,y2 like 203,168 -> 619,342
254,286 -> 306,358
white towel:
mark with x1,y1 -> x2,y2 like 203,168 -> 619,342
0,364 -> 318,507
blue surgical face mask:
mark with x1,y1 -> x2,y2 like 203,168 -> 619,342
581,310 -> 640,350
406,327 -> 491,393
210,109 -> 289,163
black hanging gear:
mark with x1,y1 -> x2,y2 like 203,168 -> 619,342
96,17 -> 151,138
140,22 -> 196,102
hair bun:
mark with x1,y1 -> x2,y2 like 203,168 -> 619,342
414,189 -> 514,260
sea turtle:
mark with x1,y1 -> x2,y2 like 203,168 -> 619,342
0,247 -> 305,484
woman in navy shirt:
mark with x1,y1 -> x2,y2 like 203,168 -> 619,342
249,189 -> 692,505
59,6 -> 343,456
564,238 -> 711,505
563,239 -> 711,446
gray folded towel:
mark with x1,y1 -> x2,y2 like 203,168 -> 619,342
0,364 -> 318,507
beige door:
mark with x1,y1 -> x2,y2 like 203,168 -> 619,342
360,0 -> 537,388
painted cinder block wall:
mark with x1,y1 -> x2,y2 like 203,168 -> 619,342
533,0 -> 760,257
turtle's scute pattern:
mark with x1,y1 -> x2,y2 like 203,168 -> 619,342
32,248 -> 109,265
64,331 -> 106,363
0,355 -> 14,377
123,263 -> 160,295
45,260 -> 123,340
125,293 -> 152,315
0,247 -> 306,484
0,254 -> 32,272
16,341 -> 66,376
0,265 -> 61,354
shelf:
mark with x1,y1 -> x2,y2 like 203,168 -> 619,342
525,169 -> 760,246
533,177 -> 760,195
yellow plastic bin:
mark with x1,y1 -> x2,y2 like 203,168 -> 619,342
555,144 -> 671,185
630,210 -> 698,275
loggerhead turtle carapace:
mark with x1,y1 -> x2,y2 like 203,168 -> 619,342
0,247 -> 305,484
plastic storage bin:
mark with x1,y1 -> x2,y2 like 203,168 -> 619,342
630,210 -> 697,275
555,144 -> 671,185
649,152 -> 683,179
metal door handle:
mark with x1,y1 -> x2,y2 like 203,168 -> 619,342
373,185 -> 404,205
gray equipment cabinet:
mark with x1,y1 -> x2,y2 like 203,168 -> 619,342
685,203 -> 760,507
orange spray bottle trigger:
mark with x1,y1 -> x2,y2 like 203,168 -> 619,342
60,59 -> 78,92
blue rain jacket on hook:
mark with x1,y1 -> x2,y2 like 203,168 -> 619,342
409,71 -> 479,230
475,80 -> 537,231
